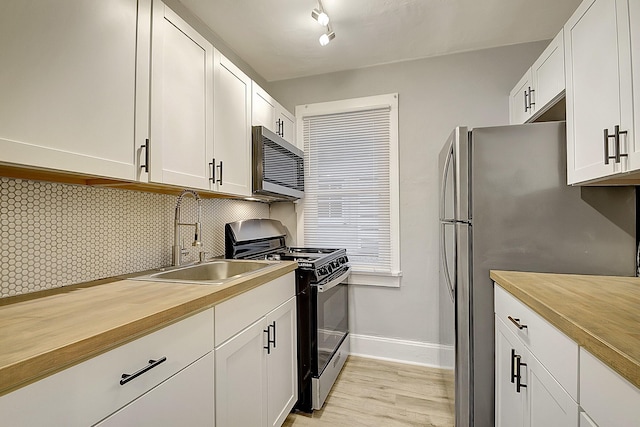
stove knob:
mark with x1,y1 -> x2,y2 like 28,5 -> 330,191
327,265 -> 333,274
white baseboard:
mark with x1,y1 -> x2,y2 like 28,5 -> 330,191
349,333 -> 454,369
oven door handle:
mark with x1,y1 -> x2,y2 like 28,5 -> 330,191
315,267 -> 352,293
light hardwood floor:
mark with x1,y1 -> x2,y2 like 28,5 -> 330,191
284,356 -> 454,427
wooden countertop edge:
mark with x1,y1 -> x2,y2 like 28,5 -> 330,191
0,262 -> 298,396
490,270 -> 640,389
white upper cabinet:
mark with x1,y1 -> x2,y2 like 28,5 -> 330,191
252,83 -> 278,133
0,0 -> 150,181
627,0 -> 640,172
509,30 -> 565,125
213,51 -> 252,197
565,0 -> 633,184
510,70 -> 534,124
531,30 -> 565,115
277,108 -> 296,147
149,2 -> 214,191
252,82 -> 297,147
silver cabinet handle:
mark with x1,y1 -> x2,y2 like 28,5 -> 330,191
217,160 -> 223,185
507,316 -> 527,330
604,125 -> 628,164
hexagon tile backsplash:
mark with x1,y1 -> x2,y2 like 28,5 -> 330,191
0,178 -> 269,297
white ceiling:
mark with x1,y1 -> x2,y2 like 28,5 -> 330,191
179,0 -> 583,82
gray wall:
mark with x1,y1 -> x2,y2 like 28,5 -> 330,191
267,41 -> 549,345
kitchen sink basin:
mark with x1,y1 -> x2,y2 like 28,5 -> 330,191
131,260 -> 270,285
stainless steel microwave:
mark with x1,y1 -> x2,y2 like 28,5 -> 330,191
252,126 -> 304,200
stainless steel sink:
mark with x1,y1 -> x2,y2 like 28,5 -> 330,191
131,260 -> 270,285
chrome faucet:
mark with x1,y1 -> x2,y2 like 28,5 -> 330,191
172,189 -> 203,266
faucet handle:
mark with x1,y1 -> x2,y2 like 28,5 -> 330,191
180,239 -> 189,256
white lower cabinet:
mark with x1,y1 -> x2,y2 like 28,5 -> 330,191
214,272 -> 297,427
96,352 -> 215,426
215,318 -> 268,426
495,286 -> 579,427
579,347 -> 640,427
495,316 -> 578,427
0,308 -> 214,427
495,316 -> 526,427
526,345 -> 578,427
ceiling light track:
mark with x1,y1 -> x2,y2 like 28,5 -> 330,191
311,0 -> 335,46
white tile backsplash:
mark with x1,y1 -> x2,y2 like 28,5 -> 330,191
0,178 -> 268,297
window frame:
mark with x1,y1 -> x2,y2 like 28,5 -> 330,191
294,93 -> 401,287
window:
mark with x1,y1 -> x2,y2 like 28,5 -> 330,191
296,94 -> 401,287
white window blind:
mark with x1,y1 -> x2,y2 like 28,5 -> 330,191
301,102 -> 398,279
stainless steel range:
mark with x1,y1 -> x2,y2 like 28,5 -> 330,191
225,219 -> 350,412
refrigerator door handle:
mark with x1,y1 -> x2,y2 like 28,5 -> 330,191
440,222 -> 456,302
440,145 -> 455,221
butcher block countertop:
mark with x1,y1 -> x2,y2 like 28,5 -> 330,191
490,270 -> 640,389
0,260 -> 297,396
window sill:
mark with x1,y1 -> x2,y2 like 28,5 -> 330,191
347,271 -> 402,288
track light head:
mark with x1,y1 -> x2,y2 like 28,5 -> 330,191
311,8 -> 330,26
319,30 -> 335,46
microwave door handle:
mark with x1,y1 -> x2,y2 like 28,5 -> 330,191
316,267 -> 352,293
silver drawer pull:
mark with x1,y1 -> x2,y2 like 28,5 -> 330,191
508,316 -> 528,330
120,357 -> 167,385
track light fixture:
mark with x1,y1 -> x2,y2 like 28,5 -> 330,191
311,8 -> 329,26
312,0 -> 335,46
319,29 -> 335,46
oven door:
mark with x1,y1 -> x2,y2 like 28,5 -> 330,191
313,267 -> 350,377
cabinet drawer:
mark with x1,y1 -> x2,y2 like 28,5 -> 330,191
580,348 -> 640,427
96,352 -> 215,426
0,308 -> 214,427
494,285 -> 578,400
215,272 -> 295,346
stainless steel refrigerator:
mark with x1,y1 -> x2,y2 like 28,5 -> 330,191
438,121 -> 636,427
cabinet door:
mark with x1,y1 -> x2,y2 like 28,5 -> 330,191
580,348 -> 640,427
149,2 -> 214,190
627,0 -> 640,170
96,352 -> 214,427
0,0 -> 148,181
565,0 -> 632,184
526,351 -> 578,427
531,30 -> 565,115
215,318 -> 268,427
277,108 -> 296,147
213,50 -> 252,197
266,297 -> 298,427
252,83 -> 277,133
495,316 -> 526,427
509,70 -> 534,124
